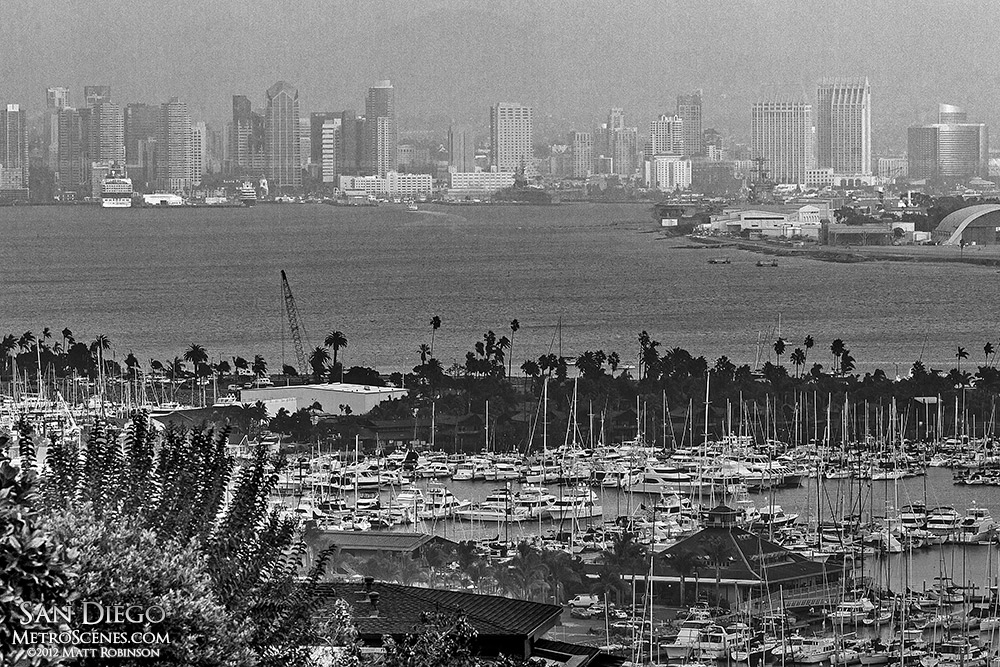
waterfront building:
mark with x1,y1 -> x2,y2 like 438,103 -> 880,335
241,382 -> 407,416
311,112 -> 341,184
365,80 -> 396,178
933,204 -> 1000,245
156,97 -> 192,193
447,169 -> 516,197
676,90 -> 704,156
0,104 -> 30,197
448,125 -> 475,173
490,103 -> 533,174
705,205 -> 823,240
569,131 -> 593,178
646,114 -> 684,158
644,154 -> 691,191
338,171 -> 432,198
816,77 -> 872,176
264,81 -> 302,189
907,105 -> 988,180
88,102 -> 125,165
750,101 -> 814,184
650,505 -> 841,609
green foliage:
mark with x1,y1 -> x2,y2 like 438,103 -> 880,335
0,460 -> 76,667
382,612 -> 478,667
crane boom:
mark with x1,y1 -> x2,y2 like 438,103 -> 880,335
280,270 -> 310,376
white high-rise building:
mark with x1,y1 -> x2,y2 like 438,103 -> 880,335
191,121 -> 206,186
365,80 -> 396,178
751,101 -> 814,184
816,78 -> 872,176
157,97 -> 192,193
646,115 -> 684,158
490,103 -> 533,173
89,102 -> 125,164
569,131 -> 593,178
0,104 -> 29,194
321,117 -> 342,183
644,154 -> 691,191
265,81 -> 302,188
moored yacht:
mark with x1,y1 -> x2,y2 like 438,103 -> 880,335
957,505 -> 995,543
546,486 -> 603,521
417,484 -> 470,519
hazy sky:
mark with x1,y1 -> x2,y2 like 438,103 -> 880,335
2,0 -> 998,151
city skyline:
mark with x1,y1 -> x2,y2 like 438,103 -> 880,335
1,0 -> 998,151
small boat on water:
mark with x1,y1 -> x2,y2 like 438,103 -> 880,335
755,259 -> 778,267
707,257 -> 731,265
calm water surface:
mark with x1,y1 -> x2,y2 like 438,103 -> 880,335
1,202 -> 997,373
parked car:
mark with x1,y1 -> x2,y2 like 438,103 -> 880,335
568,594 -> 601,608
570,606 -> 599,619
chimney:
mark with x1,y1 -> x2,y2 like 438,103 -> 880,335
368,591 -> 380,617
364,576 -> 374,592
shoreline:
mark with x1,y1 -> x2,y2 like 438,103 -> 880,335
683,235 -> 1000,267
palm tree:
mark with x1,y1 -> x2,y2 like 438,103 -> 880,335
790,347 -> 807,378
1,334 -> 17,380
252,354 -> 267,379
324,331 -> 348,381
831,339 -> 846,374
957,346 -> 969,376
773,337 -> 786,366
665,550 -> 701,606
124,352 -> 140,381
508,319 -> 520,377
418,343 -> 431,364
985,342 -> 995,367
18,331 -> 35,353
804,334 -> 814,361
430,316 -> 441,356
308,346 -> 330,382
183,344 -> 209,405
61,327 -> 74,349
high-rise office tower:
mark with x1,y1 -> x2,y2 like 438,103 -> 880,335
676,91 -> 704,157
612,127 -> 638,176
84,86 -> 112,107
365,80 -> 396,177
157,97 -> 192,192
908,105 -> 988,180
816,78 -> 871,175
646,115 -> 684,157
310,111 -> 341,173
264,81 -> 301,188
569,131 -> 593,178
0,104 -> 29,194
44,87 -> 70,167
298,118 -> 311,170
448,125 -> 475,172
191,121 -> 206,186
124,103 -> 160,189
608,108 -> 625,132
938,103 -> 967,124
88,102 -> 125,164
490,103 -> 533,173
751,101 -> 814,183
57,108 -> 85,191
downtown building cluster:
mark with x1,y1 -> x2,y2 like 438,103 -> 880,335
0,75 -> 993,202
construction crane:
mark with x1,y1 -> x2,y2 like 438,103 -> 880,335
280,270 -> 311,376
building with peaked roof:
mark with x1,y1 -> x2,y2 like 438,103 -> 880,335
312,581 -> 563,659
265,81 -> 302,189
643,505 -> 842,608
305,531 -> 454,560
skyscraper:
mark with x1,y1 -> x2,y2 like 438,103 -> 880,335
816,78 -> 872,175
365,80 -> 396,177
0,104 -> 29,195
191,121 -> 206,186
57,108 -> 85,192
751,101 -> 814,183
448,125 -> 475,172
676,91 -> 704,157
124,103 -> 160,190
264,81 -> 301,188
646,115 -> 684,157
490,103 -> 533,173
44,87 -> 70,167
84,86 -> 112,107
89,102 -> 125,164
569,131 -> 593,178
157,97 -> 192,193
908,105 -> 988,180
229,95 -> 266,177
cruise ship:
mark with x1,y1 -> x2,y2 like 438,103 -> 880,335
238,181 -> 257,206
101,166 -> 133,208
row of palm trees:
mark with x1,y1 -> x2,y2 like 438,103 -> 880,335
307,331 -> 348,382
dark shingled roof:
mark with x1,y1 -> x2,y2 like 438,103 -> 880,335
314,581 -> 561,638
534,639 -> 628,667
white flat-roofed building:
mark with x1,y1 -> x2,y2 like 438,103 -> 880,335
448,169 -> 515,197
143,192 -> 184,205
240,382 -> 407,416
338,171 -> 431,197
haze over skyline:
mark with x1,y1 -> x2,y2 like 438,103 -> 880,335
2,0 -> 998,151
